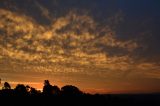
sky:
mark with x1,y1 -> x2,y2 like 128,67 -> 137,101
0,0 -> 160,94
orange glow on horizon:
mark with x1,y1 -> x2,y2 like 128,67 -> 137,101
0,81 -> 159,94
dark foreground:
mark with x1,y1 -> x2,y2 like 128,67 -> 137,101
0,81 -> 159,106
0,93 -> 159,106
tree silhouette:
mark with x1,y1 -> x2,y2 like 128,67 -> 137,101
43,80 -> 53,96
0,82 -> 13,97
2,82 -> 11,89
30,87 -> 40,96
14,84 -> 28,96
61,85 -> 83,96
42,80 -> 61,96
52,85 -> 60,95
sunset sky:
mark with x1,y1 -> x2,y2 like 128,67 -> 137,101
0,0 -> 160,94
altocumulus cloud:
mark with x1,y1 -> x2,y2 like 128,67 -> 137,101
0,8 -> 159,79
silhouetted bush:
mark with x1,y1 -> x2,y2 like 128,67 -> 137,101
0,89 -> 14,97
14,84 -> 28,96
52,85 -> 60,95
3,82 -> 11,89
61,85 -> 83,96
30,87 -> 41,96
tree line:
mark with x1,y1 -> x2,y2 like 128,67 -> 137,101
0,80 -> 107,106
0,80 -> 84,96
